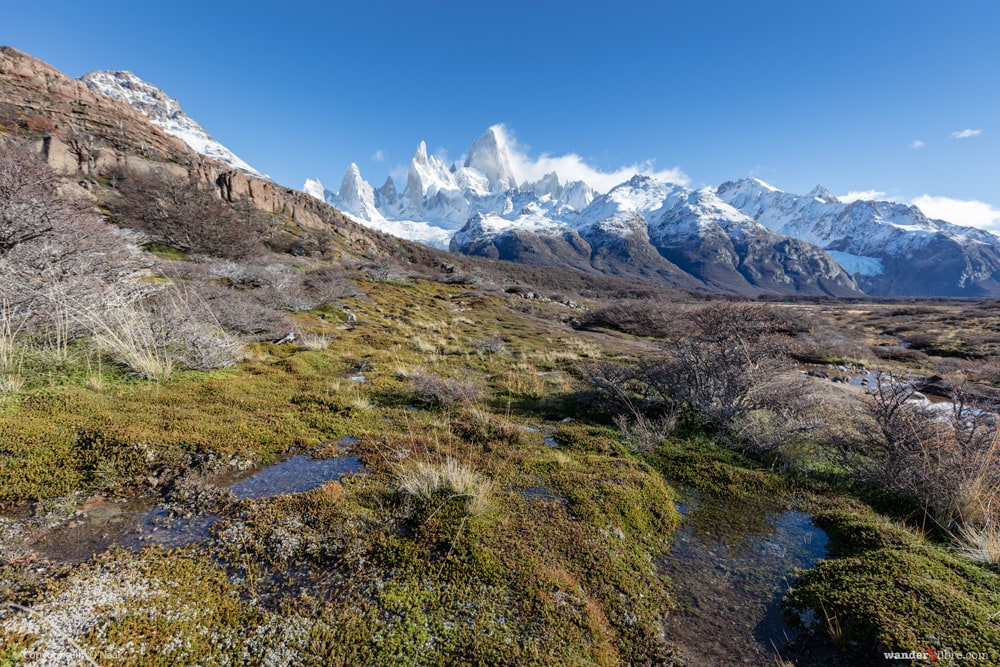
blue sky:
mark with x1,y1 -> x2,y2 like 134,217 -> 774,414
6,1 -> 1000,227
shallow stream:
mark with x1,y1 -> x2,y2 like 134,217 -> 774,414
660,491 -> 829,664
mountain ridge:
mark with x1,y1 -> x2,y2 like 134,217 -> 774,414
23,44 -> 995,298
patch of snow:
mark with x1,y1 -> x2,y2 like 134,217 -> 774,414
81,70 -> 267,178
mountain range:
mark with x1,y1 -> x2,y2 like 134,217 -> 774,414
70,68 -> 1000,298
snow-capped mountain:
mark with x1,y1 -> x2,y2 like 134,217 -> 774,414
717,178 -> 1000,296
308,125 -> 1000,296
454,176 -> 860,296
81,70 -> 265,178
305,125 -> 594,249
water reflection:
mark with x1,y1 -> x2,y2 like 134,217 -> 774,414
661,492 -> 829,665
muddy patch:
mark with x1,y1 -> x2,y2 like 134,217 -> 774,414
660,492 -> 829,665
8,453 -> 365,565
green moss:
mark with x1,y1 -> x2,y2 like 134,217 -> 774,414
1,275 -> 695,663
785,508 -> 1000,659
648,438 -> 788,499
140,242 -> 188,260
549,421 -> 623,454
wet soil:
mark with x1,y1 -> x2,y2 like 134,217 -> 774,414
3,452 -> 364,565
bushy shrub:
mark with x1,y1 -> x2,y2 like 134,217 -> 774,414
577,299 -> 682,338
578,302 -> 817,454
407,371 -> 483,407
112,167 -> 262,260
835,375 -> 1000,531
0,139 -> 142,346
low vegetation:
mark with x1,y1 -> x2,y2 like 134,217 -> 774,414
3,132 -> 1000,665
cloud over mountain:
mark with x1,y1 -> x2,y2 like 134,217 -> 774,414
912,195 -> 1000,231
493,124 -> 689,192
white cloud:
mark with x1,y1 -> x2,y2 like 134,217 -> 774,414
951,129 -> 982,139
371,149 -> 384,162
910,139 -> 924,149
911,194 -> 1000,231
839,189 -> 886,204
490,124 -> 689,193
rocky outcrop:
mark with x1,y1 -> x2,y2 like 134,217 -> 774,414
0,46 -> 388,258
0,46 -> 191,169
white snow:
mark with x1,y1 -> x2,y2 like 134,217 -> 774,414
303,178 -> 326,202
81,70 -> 267,178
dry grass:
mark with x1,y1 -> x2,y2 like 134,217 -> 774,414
956,519 -> 1000,566
297,331 -> 333,351
0,301 -> 25,394
410,334 -> 444,355
87,288 -> 175,382
347,393 -> 374,412
396,457 -> 495,516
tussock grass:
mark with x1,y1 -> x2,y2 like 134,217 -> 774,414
296,331 -> 333,351
396,457 -> 495,517
87,290 -> 175,382
955,508 -> 1000,566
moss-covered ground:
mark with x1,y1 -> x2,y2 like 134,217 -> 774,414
2,277 -> 999,665
0,278 -> 681,665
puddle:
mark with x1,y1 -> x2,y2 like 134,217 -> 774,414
25,497 -> 221,564
660,493 -> 828,664
20,454 -> 364,564
230,455 -> 363,500
517,485 -> 566,505
348,374 -> 366,382
543,436 -> 559,447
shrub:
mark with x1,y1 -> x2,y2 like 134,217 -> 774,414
658,303 -> 814,446
836,375 -> 1000,531
85,281 -> 243,380
112,167 -> 261,260
576,360 -> 672,422
0,139 -> 142,347
577,299 -> 677,338
302,267 -> 363,303
407,371 -> 483,407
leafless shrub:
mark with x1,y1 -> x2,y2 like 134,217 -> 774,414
302,267 -> 363,303
658,303 -> 811,447
184,281 -> 291,339
835,374 -> 1000,530
111,167 -> 261,260
0,139 -> 143,347
577,299 -> 684,338
614,413 -> 677,453
364,261 -> 405,282
576,360 -> 672,422
408,371 -> 483,407
475,334 -> 506,355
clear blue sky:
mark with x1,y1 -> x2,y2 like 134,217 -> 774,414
6,1 -> 1000,227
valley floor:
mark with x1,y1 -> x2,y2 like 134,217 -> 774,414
1,279 -> 999,666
